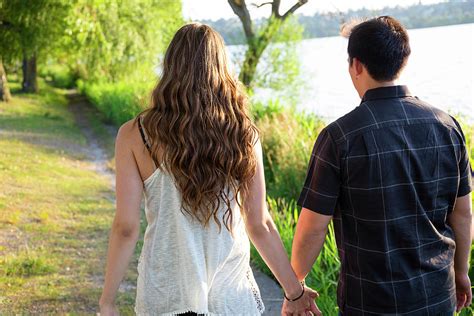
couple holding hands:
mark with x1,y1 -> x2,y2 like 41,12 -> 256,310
100,16 -> 472,316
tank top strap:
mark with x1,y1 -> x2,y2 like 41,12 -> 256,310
138,115 -> 159,168
138,115 -> 151,149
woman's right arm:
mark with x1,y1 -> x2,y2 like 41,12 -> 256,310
99,122 -> 144,315
242,139 -> 320,316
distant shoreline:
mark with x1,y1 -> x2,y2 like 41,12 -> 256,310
303,21 -> 474,40
205,2 -> 474,45
225,22 -> 474,47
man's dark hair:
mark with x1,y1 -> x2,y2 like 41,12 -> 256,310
347,16 -> 411,81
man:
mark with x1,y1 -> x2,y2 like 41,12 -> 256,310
285,16 -> 473,315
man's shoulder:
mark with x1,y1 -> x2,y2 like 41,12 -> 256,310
325,105 -> 375,144
403,96 -> 457,126
325,96 -> 461,144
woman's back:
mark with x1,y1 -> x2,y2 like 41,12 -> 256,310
134,119 -> 264,315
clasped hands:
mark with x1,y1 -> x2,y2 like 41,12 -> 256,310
281,285 -> 322,316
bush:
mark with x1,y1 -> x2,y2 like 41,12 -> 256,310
40,64 -> 77,89
81,80 -> 153,125
252,99 -> 325,201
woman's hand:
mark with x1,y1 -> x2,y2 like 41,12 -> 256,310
281,286 -> 322,316
99,302 -> 119,316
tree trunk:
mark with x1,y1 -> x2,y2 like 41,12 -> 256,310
240,26 -> 275,88
22,53 -> 38,93
0,58 -> 12,102
240,41 -> 268,87
240,46 -> 259,87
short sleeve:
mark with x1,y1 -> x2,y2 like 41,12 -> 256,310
297,128 -> 341,215
452,119 -> 472,197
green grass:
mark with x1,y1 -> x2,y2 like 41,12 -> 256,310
251,198 -> 341,314
0,81 -> 137,314
2,251 -> 56,277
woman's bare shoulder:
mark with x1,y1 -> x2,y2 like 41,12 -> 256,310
116,118 -> 141,148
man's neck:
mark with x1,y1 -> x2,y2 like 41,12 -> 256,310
359,80 -> 397,98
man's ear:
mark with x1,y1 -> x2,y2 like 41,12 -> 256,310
353,57 -> 364,77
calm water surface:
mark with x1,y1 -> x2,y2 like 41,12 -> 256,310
233,23 -> 474,122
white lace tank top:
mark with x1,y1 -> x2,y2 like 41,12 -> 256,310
134,118 -> 265,315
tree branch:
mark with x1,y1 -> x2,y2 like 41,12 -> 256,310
251,1 -> 273,8
271,0 -> 281,17
281,0 -> 308,20
228,0 -> 254,40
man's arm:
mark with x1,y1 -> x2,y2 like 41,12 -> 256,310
291,208 -> 333,281
447,193 -> 473,312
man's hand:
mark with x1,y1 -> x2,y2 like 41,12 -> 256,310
281,286 -> 322,316
455,273 -> 472,312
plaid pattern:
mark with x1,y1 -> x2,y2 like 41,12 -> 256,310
298,86 -> 472,315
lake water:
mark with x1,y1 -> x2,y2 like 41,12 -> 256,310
231,23 -> 474,122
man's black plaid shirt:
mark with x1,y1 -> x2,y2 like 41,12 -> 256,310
297,86 -> 472,315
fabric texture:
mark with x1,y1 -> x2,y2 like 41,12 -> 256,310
135,117 -> 265,316
298,85 -> 472,315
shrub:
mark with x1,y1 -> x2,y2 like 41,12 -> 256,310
82,80 -> 153,125
41,64 -> 77,89
252,99 -> 325,201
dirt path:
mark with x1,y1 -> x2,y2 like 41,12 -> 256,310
67,92 -> 116,188
67,93 -> 283,315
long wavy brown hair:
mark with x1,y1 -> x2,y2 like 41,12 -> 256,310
137,23 -> 258,231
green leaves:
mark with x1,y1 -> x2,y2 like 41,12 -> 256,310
0,0 -> 184,87
64,0 -> 183,82
0,0 -> 73,61
253,16 -> 305,102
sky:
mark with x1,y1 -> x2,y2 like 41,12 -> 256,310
182,0 -> 444,21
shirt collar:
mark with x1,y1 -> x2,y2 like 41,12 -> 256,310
361,85 -> 412,102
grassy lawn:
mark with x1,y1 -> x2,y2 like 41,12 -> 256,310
0,82 -> 137,314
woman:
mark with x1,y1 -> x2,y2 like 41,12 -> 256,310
99,23 -> 319,316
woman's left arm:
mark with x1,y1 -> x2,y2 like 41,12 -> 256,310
99,122 -> 143,313
243,139 -> 320,315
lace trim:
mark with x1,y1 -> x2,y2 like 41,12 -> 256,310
246,268 -> 265,314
